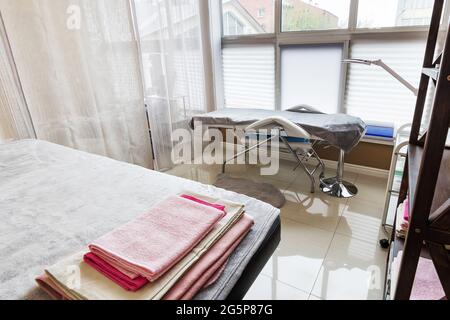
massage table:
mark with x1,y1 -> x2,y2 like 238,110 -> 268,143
0,140 -> 280,300
229,116 -> 326,194
191,108 -> 367,198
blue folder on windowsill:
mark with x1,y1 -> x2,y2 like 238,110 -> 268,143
365,123 -> 395,140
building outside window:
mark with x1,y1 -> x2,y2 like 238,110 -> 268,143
258,8 -> 266,18
222,0 -> 275,35
223,11 -> 245,35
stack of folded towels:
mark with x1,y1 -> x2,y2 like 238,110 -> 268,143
36,193 -> 253,300
396,199 -> 409,239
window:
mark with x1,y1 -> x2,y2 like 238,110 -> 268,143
281,44 -> 343,113
344,39 -> 426,126
224,12 -> 245,36
222,0 -> 275,36
357,0 -> 435,28
282,0 -> 351,32
222,45 -> 275,109
216,0 -> 449,125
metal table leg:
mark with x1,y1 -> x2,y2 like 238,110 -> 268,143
320,150 -> 358,198
222,136 -> 273,174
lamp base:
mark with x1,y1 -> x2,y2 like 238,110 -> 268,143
320,177 -> 358,198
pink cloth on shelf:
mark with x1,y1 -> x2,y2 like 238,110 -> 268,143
395,251 -> 446,300
164,214 -> 254,301
180,194 -> 226,213
83,253 -> 149,292
88,195 -> 226,282
403,198 -> 409,221
411,256 -> 446,300
400,221 -> 409,230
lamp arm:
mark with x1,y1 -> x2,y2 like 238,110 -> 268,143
372,60 -> 419,96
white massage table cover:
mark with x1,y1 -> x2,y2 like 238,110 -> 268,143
190,108 -> 367,153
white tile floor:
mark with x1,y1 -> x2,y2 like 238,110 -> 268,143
166,159 -> 389,300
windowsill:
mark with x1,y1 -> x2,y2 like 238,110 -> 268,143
361,137 -> 395,146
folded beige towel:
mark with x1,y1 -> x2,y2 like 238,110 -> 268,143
43,194 -> 244,300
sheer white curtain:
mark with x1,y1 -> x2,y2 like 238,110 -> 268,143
0,12 -> 35,142
0,0 -> 153,168
133,0 -> 207,170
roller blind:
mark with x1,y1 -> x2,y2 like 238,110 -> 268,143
281,44 -> 343,113
344,39 -> 429,127
222,44 -> 275,110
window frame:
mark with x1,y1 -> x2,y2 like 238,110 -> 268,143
214,0 -> 450,113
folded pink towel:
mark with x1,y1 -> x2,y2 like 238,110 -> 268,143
36,214 -> 253,300
180,194 -> 226,213
164,214 -> 254,300
89,195 -> 226,282
83,253 -> 149,292
178,233 -> 248,300
411,256 -> 446,300
204,259 -> 228,289
403,198 -> 409,221
394,252 -> 446,300
83,196 -> 227,291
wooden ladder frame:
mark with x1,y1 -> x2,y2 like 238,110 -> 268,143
394,0 -> 450,300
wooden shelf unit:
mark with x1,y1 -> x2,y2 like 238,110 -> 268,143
422,67 -> 440,80
408,146 -> 450,216
385,0 -> 450,300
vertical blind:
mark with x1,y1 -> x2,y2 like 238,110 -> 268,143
222,44 -> 275,109
344,38 -> 428,127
